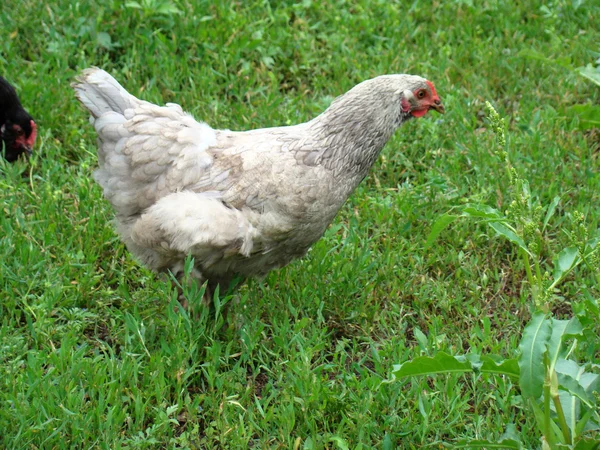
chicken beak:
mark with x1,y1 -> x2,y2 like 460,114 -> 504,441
430,100 -> 445,114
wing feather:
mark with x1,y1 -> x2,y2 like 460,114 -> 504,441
97,107 -> 219,217
74,69 -> 223,217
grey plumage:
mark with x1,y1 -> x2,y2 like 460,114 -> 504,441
73,68 -> 443,292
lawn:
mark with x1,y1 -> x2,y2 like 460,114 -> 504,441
1,0 -> 599,448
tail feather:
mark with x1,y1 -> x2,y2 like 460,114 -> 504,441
72,68 -> 138,118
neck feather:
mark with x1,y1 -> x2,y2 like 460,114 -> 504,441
308,91 -> 410,180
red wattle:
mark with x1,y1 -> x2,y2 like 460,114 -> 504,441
26,120 -> 37,147
411,108 -> 429,118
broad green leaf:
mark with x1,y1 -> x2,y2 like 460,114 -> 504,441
584,235 -> 600,261
552,247 -> 579,284
96,32 -> 112,50
382,434 -> 393,450
462,204 -> 503,219
303,437 -> 315,450
480,356 -> 520,378
542,196 -> 561,231
392,352 -> 473,378
452,439 -> 522,449
558,390 -> 580,436
329,436 -> 350,450
555,359 -> 583,379
490,222 -> 532,256
547,318 -> 583,371
530,399 -> 549,443
584,419 -> 600,432
578,64 -> 600,86
557,371 -> 593,408
573,438 -> 600,450
555,364 -> 600,431
518,312 -> 551,399
166,404 -> 179,416
413,327 -> 429,353
125,1 -> 142,8
567,104 -> 600,130
580,372 -> 600,394
586,234 -> 600,250
465,352 -> 483,370
534,397 -> 566,446
575,410 -> 597,439
583,297 -> 600,317
554,359 -> 598,435
499,424 -> 523,445
425,214 -> 458,249
156,2 -> 181,15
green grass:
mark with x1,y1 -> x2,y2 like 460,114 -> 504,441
1,0 -> 599,448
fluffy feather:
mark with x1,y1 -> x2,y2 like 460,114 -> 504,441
73,68 -> 443,293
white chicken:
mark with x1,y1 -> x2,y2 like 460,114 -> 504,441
73,68 -> 443,296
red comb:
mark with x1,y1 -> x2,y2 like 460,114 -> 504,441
425,81 -> 439,98
426,81 -> 439,99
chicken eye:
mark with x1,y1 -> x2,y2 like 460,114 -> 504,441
417,90 -> 426,99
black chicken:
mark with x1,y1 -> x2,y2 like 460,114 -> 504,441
1,75 -> 37,162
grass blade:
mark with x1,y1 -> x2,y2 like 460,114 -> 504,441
542,196 -> 561,231
425,214 -> 458,249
